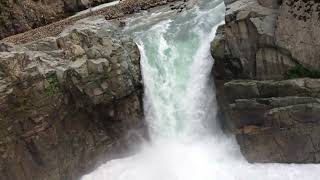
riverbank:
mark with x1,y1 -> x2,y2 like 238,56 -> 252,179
0,0 -> 119,40
1,0 -> 186,44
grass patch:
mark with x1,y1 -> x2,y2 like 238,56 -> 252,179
45,75 -> 60,96
284,65 -> 320,79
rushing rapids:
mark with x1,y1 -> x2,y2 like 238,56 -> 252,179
82,0 -> 320,179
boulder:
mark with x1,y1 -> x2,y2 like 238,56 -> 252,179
223,79 -> 320,163
212,0 -> 296,81
0,19 -> 146,180
223,79 -> 320,131
212,0 -> 320,163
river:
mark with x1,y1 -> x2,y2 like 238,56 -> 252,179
82,0 -> 320,179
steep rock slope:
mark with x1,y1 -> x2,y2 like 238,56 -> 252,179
212,0 -> 320,163
1,0 -> 183,44
0,0 -> 115,39
0,18 -> 146,179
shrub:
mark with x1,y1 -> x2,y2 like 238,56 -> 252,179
45,75 -> 60,96
284,64 -> 320,79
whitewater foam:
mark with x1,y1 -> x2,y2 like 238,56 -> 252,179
82,1 -> 320,179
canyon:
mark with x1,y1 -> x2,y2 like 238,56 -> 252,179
0,0 -> 320,179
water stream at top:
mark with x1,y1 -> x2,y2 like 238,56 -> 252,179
82,0 -> 320,179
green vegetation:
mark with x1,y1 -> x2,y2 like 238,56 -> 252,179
45,75 -> 60,96
284,64 -> 320,79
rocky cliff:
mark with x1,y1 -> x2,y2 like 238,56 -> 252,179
0,18 -> 146,179
212,0 -> 320,163
1,0 -> 182,44
0,0 -> 115,39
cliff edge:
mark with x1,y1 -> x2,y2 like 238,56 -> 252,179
0,18 -> 146,179
212,0 -> 320,163
0,0 -> 117,39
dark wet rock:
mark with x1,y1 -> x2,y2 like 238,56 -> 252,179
119,20 -> 127,27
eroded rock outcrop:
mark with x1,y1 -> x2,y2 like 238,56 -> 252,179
212,0 -> 320,163
1,0 -> 183,44
0,18 -> 146,179
0,0 -> 116,39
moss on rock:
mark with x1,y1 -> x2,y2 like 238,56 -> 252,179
284,64 -> 320,79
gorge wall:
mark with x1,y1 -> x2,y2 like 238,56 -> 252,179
0,18 -> 146,180
0,0 -> 182,44
0,0 -> 116,39
212,0 -> 320,163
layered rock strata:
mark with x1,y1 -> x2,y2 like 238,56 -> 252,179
0,19 -> 146,179
212,0 -> 320,163
1,0 -> 183,43
0,0 -> 117,39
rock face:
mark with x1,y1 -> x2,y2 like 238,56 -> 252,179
0,18 -> 146,179
212,0 -> 320,163
1,0 -> 183,44
0,0 -> 115,39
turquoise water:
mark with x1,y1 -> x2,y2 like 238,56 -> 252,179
129,0 -> 225,138
82,1 -> 320,179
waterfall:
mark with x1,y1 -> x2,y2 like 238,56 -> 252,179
82,0 -> 320,179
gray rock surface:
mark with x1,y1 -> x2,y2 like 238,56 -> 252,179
225,79 -> 320,163
213,0 -> 295,81
0,0 -> 117,39
212,0 -> 320,163
276,0 -> 320,70
0,18 -> 146,180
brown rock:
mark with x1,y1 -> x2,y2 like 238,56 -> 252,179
276,0 -> 320,70
0,18 -> 146,180
211,0 -> 320,163
0,0 -> 117,40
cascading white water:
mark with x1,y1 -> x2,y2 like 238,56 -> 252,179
82,0 -> 320,179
